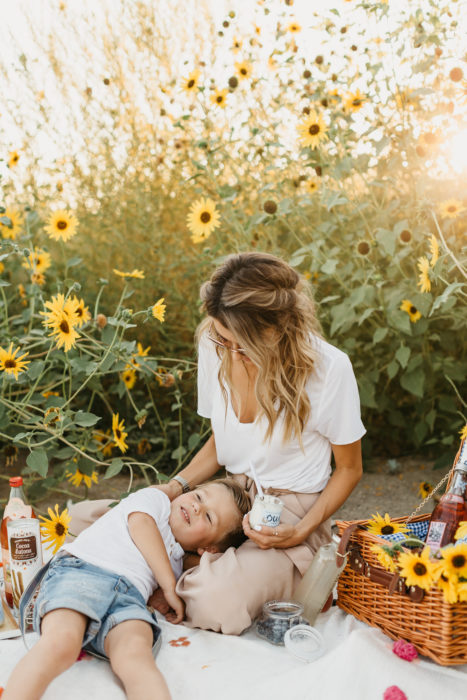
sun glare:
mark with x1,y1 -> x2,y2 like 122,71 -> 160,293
446,128 -> 467,174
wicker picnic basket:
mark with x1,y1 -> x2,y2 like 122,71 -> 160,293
335,511 -> 467,666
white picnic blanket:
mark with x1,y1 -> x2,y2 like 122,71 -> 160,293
1,606 -> 466,699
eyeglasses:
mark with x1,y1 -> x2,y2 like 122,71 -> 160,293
207,325 -> 248,355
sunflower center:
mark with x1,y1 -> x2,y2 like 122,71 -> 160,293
60,320 -> 70,333
116,429 -> 121,438
4,359 -> 17,369
240,68 -> 247,75
187,79 -> 195,88
217,96 -> 223,103
414,563 -> 427,576
57,220 -> 68,230
309,124 -> 320,135
55,523 -> 65,536
200,212 -> 211,223
410,306 -> 417,314
381,525 -> 394,535
448,206 -> 456,213
353,99 -> 362,107
76,307 -> 83,317
452,555 -> 466,569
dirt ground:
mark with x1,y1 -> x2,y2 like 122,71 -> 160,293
1,454 -> 451,525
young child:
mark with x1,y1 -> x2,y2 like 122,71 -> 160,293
3,477 -> 250,700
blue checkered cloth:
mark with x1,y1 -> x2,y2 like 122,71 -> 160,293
375,521 -> 467,546
375,520 -> 429,543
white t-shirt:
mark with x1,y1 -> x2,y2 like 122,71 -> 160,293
64,488 -> 184,601
198,334 -> 366,493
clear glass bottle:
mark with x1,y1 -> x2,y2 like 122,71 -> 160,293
425,440 -> 467,553
1,477 -> 37,608
292,535 -> 347,625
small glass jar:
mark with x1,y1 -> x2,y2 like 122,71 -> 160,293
255,600 -> 306,646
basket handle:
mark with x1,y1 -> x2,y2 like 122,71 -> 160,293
336,522 -> 365,567
347,546 -> 424,602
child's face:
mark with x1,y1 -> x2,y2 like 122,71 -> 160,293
169,483 -> 240,553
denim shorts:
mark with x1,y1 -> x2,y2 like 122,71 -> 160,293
33,553 -> 162,660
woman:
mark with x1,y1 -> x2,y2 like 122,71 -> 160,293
70,252 -> 365,634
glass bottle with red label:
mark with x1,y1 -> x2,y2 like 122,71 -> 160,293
425,440 -> 467,553
1,477 -> 38,607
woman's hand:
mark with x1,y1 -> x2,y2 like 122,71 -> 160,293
242,513 -> 302,550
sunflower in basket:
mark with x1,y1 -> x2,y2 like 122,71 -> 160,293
398,546 -> 439,592
366,513 -> 409,536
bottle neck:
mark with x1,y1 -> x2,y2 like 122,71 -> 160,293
447,469 -> 467,496
9,486 -> 26,502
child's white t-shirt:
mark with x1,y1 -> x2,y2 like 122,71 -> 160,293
64,488 -> 184,601
197,333 -> 366,494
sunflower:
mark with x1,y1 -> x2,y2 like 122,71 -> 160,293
235,61 -> 253,81
152,297 -> 166,322
180,69 -> 201,93
297,111 -> 328,149
121,367 -> 137,390
69,296 -> 91,327
113,268 -> 145,279
460,425 -> 467,441
306,179 -> 320,194
94,429 -> 113,458
0,207 -> 23,240
356,240 -> 370,256
44,210 -> 79,242
370,544 -> 398,572
66,467 -> 99,489
31,272 -> 46,286
418,481 -> 433,499
458,581 -> 467,602
112,412 -> 128,453
343,89 -> 365,113
232,37 -> 242,53
400,299 -> 421,323
417,256 -> 431,293
439,199 -> 465,219
366,512 -> 409,536
435,570 -> 458,604
429,235 -> 439,267
439,544 -> 467,579
39,505 -> 71,554
0,344 -> 30,380
398,546 -> 438,591
47,311 -> 81,352
210,89 -> 228,109
187,197 -> 221,242
22,248 -> 52,274
41,293 -> 80,329
287,22 -> 301,33
8,151 -> 20,168
137,342 -> 151,357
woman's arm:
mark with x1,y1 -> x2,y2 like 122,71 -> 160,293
243,439 -> 363,550
155,432 -> 221,501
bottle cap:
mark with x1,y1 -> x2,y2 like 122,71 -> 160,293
284,624 -> 326,662
9,476 -> 23,487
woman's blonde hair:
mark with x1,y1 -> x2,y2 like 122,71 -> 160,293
197,252 -> 322,445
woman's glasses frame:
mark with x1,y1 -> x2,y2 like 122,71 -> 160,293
207,324 -> 248,355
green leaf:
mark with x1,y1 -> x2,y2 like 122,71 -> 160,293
26,449 -> 48,477
400,366 -> 425,398
188,433 -> 201,450
171,446 -> 187,461
77,457 -> 96,475
387,360 -> 399,379
395,345 -> 411,369
104,458 -> 124,479
358,376 -> 377,408
430,283 -> 464,316
375,228 -> 396,257
13,431 -> 32,443
358,308 -> 374,325
373,327 -> 388,344
74,411 -> 101,427
27,361 -> 44,380
67,256 -> 83,267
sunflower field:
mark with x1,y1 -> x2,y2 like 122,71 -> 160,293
0,0 -> 466,506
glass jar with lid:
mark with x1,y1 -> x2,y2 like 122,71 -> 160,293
255,600 -> 307,646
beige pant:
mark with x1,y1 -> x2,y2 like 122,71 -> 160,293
67,478 -> 331,635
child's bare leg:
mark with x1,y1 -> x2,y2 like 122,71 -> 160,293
3,608 -> 87,700
105,619 -> 171,700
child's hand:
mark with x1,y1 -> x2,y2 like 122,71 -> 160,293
163,587 -> 185,624
148,588 -> 170,615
